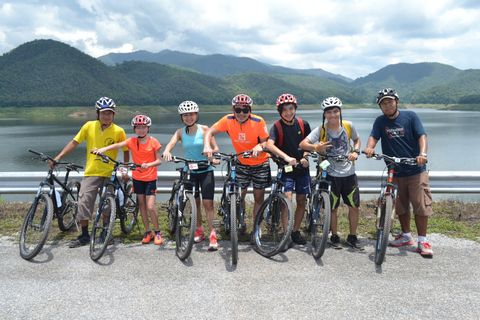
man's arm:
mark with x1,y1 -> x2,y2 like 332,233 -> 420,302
50,140 -> 79,167
363,136 -> 378,158
417,134 -> 428,167
203,127 -> 220,159
265,139 -> 296,165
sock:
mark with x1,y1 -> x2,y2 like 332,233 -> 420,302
210,229 -> 216,237
154,230 -> 160,235
402,232 -> 412,238
197,227 -> 203,232
82,226 -> 89,237
418,236 -> 427,243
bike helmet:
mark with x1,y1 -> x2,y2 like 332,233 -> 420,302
232,94 -> 253,107
131,115 -> 152,127
276,93 -> 297,108
376,88 -> 399,104
321,97 -> 342,111
178,101 -> 199,114
95,97 -> 116,112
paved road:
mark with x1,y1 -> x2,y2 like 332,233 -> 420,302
1,234 -> 479,320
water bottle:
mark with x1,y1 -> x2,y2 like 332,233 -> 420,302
118,189 -> 124,207
55,190 -> 62,208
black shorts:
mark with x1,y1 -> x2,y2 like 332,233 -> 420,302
186,170 -> 215,200
132,179 -> 157,196
326,174 -> 360,209
235,160 -> 271,190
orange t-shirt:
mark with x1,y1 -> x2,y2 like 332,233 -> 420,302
126,136 -> 162,181
212,114 -> 269,165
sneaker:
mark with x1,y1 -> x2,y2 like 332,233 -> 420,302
208,234 -> 219,251
346,234 -> 365,251
281,237 -> 294,252
330,235 -> 342,249
239,224 -> 247,237
69,234 -> 90,248
142,231 -> 152,244
194,229 -> 205,243
417,242 -> 434,257
389,234 -> 414,247
154,232 -> 163,245
291,231 -> 307,245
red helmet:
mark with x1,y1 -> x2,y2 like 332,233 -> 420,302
232,94 -> 253,107
276,93 -> 297,108
131,115 -> 152,127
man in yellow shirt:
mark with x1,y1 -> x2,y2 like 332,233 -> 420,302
52,97 -> 129,248
203,94 -> 269,243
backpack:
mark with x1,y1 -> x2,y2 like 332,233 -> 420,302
274,118 -> 305,148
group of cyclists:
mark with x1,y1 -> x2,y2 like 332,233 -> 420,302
51,87 -> 434,258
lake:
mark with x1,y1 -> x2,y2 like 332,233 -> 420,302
1,108 -> 478,173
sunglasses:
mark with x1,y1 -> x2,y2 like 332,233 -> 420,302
234,107 -> 250,114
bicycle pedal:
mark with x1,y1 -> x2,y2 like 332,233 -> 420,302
160,202 -> 169,209
212,219 -> 223,229
391,228 -> 402,237
366,204 -> 377,208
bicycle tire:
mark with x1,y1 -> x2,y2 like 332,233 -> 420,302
375,196 -> 393,265
120,181 -> 138,234
305,189 -> 314,232
168,181 -> 180,236
219,192 -> 230,235
175,192 -> 197,260
254,193 -> 294,257
90,195 -> 116,261
58,179 -> 81,232
311,191 -> 331,259
19,194 -> 54,260
230,193 -> 238,264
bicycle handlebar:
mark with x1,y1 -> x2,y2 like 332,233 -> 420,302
361,151 -> 418,166
308,150 -> 349,162
29,149 -> 83,171
172,156 -> 214,168
91,151 -> 142,171
263,149 -> 303,168
213,150 -> 252,160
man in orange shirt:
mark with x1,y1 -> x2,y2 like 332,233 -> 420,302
203,94 -> 270,243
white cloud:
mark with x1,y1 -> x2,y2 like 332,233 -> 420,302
1,0 -> 480,79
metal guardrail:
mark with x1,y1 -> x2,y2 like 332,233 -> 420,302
1,171 -> 480,195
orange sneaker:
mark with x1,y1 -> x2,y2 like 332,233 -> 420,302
142,231 -> 152,244
154,232 -> 163,245
208,233 -> 218,251
194,229 -> 205,243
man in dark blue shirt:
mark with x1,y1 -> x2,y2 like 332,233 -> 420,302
364,88 -> 434,257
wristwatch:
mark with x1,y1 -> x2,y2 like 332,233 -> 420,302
419,152 -> 427,157
353,149 -> 360,154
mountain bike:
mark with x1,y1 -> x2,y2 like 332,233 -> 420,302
213,151 -> 251,265
364,152 -> 418,265
19,149 -> 83,260
163,156 -> 213,260
89,153 -> 141,261
305,152 -> 349,259
253,151 -> 294,257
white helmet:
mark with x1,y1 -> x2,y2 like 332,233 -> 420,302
178,101 -> 199,114
321,97 -> 342,111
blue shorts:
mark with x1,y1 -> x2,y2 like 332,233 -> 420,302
132,179 -> 157,196
281,175 -> 311,194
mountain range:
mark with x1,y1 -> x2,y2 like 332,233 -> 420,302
1,39 -> 479,108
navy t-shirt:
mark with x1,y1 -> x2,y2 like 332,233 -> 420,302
369,110 -> 426,177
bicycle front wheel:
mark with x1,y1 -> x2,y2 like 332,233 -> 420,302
311,191 -> 331,259
230,193 -> 238,264
375,196 -> 393,265
176,193 -> 197,260
58,179 -> 81,231
254,193 -> 294,257
168,181 -> 180,236
19,194 -> 53,260
120,181 -> 139,234
90,195 -> 116,261
304,187 -> 314,232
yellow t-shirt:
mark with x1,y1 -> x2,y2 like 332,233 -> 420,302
212,114 -> 269,165
74,121 -> 128,177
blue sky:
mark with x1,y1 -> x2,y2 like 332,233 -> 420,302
1,0 -> 480,79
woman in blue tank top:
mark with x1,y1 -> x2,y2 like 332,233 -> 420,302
163,101 -> 220,251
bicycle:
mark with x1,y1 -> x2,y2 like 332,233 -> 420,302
19,149 -> 83,260
305,151 -> 349,259
162,156 -> 213,260
363,152 -> 418,265
89,152 -> 141,261
253,151 -> 294,257
213,150 -> 251,265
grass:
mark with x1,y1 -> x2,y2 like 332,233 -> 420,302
1,198 -> 480,245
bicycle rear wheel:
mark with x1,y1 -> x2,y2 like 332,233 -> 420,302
90,195 -> 116,261
19,194 -> 53,260
311,191 -> 331,259
58,179 -> 81,231
176,193 -> 197,260
375,196 -> 393,265
120,181 -> 139,234
254,193 -> 294,257
304,187 -> 314,232
230,193 -> 238,264
168,180 -> 180,236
